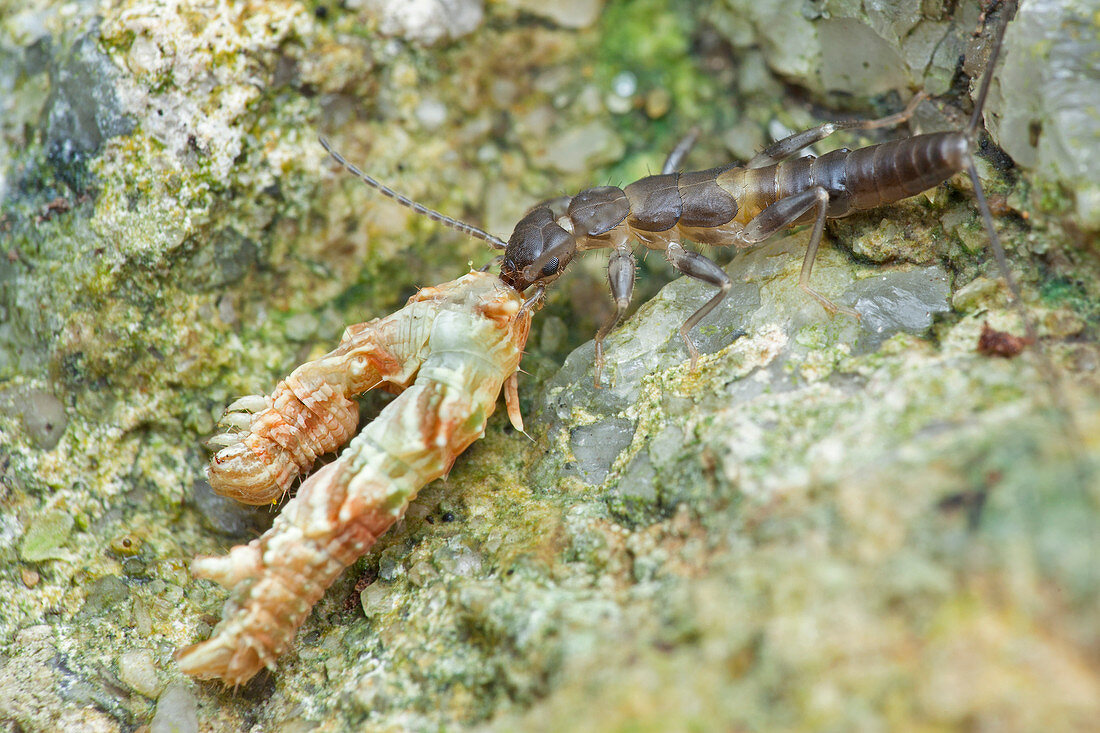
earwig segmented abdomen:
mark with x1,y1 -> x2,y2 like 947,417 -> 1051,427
825,132 -> 971,213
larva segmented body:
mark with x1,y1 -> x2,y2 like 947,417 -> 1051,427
206,274 -> 482,505
178,272 -> 531,685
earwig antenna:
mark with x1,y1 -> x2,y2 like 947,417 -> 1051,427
967,1 -> 1012,138
319,136 -> 508,250
961,0 -> 1026,322
962,1 -> 1085,471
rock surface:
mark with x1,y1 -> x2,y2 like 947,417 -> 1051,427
1,1 -> 1098,731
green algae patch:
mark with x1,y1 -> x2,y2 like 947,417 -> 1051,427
19,510 -> 75,562
2,0 -> 1099,731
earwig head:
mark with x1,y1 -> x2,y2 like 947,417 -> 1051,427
499,205 -> 578,292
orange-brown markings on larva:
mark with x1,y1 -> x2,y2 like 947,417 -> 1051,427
206,307 -> 438,505
181,273 -> 531,686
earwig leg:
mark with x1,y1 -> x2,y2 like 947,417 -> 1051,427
738,186 -> 859,319
665,242 -> 731,370
661,127 -> 701,175
796,190 -> 860,318
479,255 -> 504,273
593,245 -> 637,387
748,92 -> 927,169
520,285 -> 546,314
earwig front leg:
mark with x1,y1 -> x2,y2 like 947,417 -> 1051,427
664,242 -> 731,370
739,186 -> 859,319
521,285 -> 546,314
594,244 -> 637,387
479,255 -> 504,273
748,92 -> 926,169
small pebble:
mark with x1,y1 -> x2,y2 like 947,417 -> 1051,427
371,0 -> 484,46
118,649 -> 163,698
535,121 -> 624,174
151,682 -> 199,733
20,389 -> 68,450
506,0 -> 602,29
414,97 -> 447,130
645,88 -> 671,119
21,567 -> 39,587
284,312 -> 319,342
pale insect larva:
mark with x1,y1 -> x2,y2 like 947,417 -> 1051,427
205,302 -> 420,505
179,271 -> 532,685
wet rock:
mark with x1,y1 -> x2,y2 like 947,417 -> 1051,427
18,509 -> 74,562
21,389 -> 68,449
79,575 -> 130,616
566,418 -> 635,486
989,0 -> 1100,228
505,0 -> 603,29
533,121 -> 625,175
181,227 -> 259,291
849,266 -> 952,352
187,479 -> 272,538
0,625 -> 119,731
43,30 -> 134,190
432,538 -> 482,577
284,311 -> 320,342
818,17 -> 910,95
0,386 -> 68,450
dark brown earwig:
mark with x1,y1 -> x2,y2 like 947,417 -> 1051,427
323,3 -> 1023,387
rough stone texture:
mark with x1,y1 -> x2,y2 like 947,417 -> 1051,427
1,0 -> 1098,731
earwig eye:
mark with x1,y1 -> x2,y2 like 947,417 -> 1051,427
541,257 -> 560,277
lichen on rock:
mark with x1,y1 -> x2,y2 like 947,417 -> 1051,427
1,0 -> 1098,731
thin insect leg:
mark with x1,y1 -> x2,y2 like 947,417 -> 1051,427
479,255 -> 504,273
736,186 -> 858,317
748,92 -> 926,169
520,285 -> 546,314
795,188 -> 858,317
661,127 -> 701,175
593,244 -> 636,387
664,242 -> 731,369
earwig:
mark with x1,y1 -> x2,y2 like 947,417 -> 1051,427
312,0 -> 1020,388
184,0 -> 1030,687
487,0 -> 1024,385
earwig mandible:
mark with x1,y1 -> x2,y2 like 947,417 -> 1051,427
322,1 -> 1025,387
